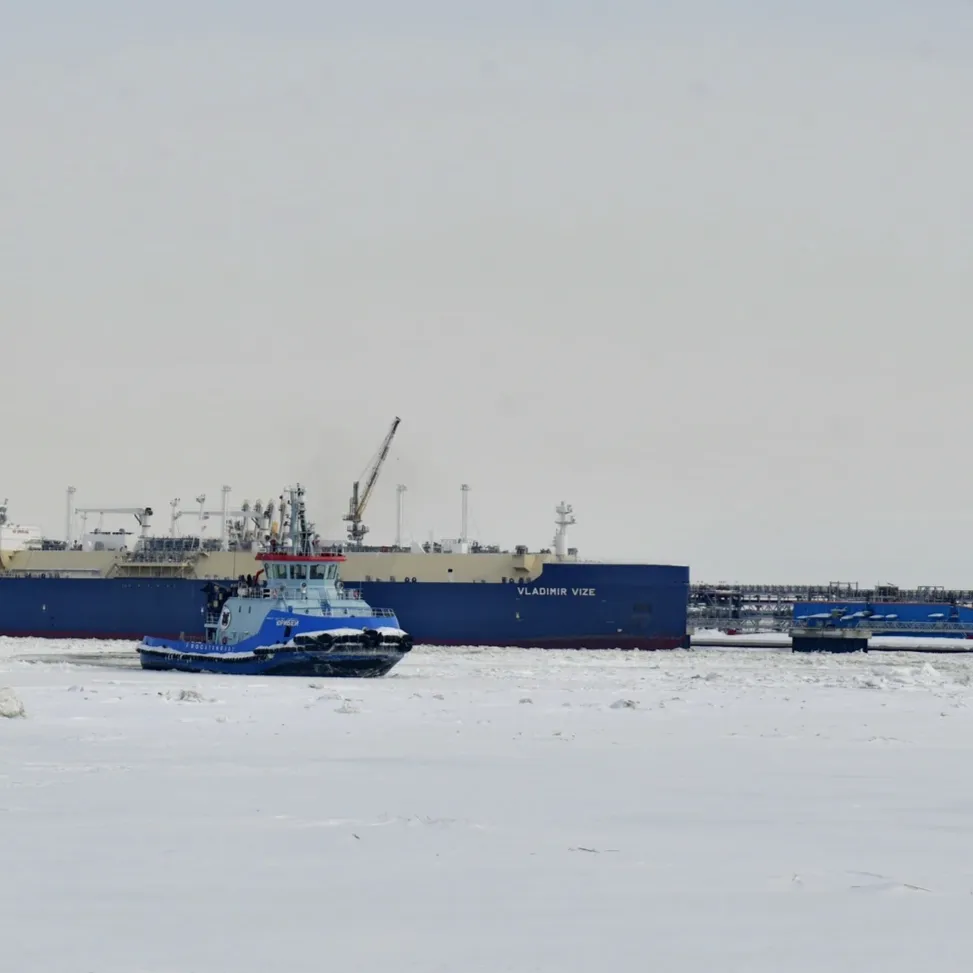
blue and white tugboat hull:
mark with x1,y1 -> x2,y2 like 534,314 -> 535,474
138,619 -> 413,678
138,642 -> 408,677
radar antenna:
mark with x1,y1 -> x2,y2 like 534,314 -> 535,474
343,416 -> 401,546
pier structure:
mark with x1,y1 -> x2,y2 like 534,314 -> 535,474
689,581 -> 973,635
789,612 -> 973,653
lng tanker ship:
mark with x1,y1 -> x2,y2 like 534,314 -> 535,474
0,424 -> 689,649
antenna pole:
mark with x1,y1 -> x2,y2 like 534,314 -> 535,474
65,486 -> 76,547
220,486 -> 231,552
395,484 -> 406,548
460,484 -> 470,543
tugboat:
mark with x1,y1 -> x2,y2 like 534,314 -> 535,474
137,484 -> 413,677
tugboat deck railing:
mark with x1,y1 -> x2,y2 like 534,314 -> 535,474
204,605 -> 396,627
235,585 -> 371,603
317,606 -> 397,618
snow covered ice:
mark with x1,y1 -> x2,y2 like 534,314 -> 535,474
4,638 -> 973,971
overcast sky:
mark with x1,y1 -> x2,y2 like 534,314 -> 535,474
3,2 -> 972,586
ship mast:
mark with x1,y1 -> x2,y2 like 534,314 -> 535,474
293,483 -> 312,553
553,502 -> 576,560
343,416 -> 401,547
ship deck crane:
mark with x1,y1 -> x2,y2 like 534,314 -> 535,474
75,506 -> 154,540
343,416 -> 401,546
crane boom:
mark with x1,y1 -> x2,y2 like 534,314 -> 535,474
343,416 -> 401,545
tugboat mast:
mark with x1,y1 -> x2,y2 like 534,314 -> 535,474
284,484 -> 316,556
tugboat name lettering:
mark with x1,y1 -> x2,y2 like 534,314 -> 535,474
517,586 -> 596,597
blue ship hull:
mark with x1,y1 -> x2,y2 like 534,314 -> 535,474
139,647 -> 404,677
793,601 -> 973,639
0,562 -> 689,649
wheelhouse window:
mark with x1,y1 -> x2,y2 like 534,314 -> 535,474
289,564 -> 308,580
270,563 -> 288,581
309,564 -> 326,581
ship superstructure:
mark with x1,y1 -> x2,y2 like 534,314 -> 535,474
0,499 -> 42,554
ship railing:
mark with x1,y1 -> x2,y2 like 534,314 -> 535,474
316,606 -> 397,618
240,585 -> 353,600
688,616 -> 790,635
367,607 -> 397,618
241,586 -> 356,601
239,586 -> 272,599
2,570 -> 104,578
691,582 -> 973,605
128,547 -> 202,564
688,604 -> 793,616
